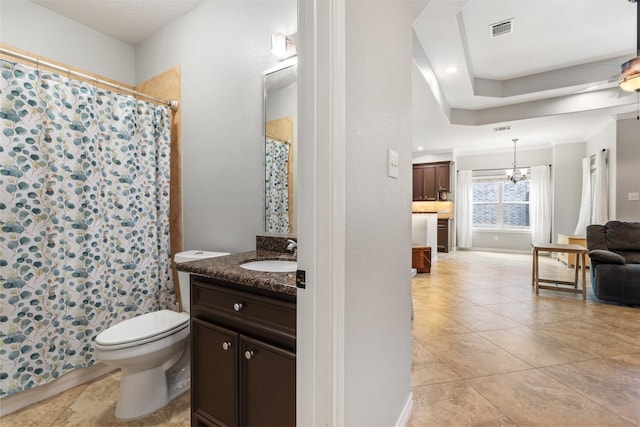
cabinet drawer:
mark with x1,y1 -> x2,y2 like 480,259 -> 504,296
192,280 -> 296,347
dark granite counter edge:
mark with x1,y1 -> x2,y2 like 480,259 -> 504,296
176,250 -> 297,297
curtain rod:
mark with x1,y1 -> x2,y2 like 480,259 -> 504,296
0,47 -> 179,112
458,164 -> 551,173
589,148 -> 607,159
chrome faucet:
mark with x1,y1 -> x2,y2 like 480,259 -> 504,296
286,239 -> 297,257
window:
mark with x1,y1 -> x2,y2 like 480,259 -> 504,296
472,179 -> 530,229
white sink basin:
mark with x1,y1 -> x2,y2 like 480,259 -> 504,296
240,260 -> 297,273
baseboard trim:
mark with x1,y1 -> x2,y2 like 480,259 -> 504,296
0,363 -> 116,417
395,392 -> 413,427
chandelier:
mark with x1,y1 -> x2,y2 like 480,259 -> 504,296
505,138 -> 527,183
619,0 -> 640,92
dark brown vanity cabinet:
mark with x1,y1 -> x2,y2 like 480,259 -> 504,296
412,162 -> 451,201
190,277 -> 296,427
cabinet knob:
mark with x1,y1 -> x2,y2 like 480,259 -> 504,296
233,302 -> 243,312
222,342 -> 232,351
244,350 -> 254,360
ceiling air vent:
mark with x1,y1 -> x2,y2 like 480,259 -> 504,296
493,125 -> 511,132
490,19 -> 513,38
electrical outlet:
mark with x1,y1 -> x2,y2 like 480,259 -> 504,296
493,236 -> 498,241
387,148 -> 398,179
628,192 -> 640,201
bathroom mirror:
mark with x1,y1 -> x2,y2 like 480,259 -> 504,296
264,59 -> 297,234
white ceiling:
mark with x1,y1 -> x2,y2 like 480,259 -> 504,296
30,0 -> 205,45
28,0 -> 639,156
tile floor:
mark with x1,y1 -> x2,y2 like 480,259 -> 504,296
409,250 -> 640,426
0,370 -> 190,426
2,250 -> 639,426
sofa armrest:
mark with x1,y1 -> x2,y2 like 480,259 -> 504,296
589,249 -> 626,265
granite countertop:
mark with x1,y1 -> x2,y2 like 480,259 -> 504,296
176,250 -> 297,296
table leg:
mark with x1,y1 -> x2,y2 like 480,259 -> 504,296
533,249 -> 539,295
573,256 -> 579,289
581,252 -> 587,300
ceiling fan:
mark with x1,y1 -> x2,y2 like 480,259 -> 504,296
618,0 -> 640,93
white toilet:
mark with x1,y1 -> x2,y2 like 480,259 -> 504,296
93,250 -> 229,419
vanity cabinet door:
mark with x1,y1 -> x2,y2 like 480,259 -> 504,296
192,319 -> 238,427
240,335 -> 296,427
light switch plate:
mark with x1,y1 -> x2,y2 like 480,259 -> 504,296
387,148 -> 398,179
628,192 -> 640,201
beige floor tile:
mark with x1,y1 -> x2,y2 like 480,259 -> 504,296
437,306 -> 521,332
487,284 -> 538,302
483,301 -> 585,326
457,289 -> 519,306
411,341 -> 460,386
420,333 -> 532,379
542,354 -> 640,425
581,314 -> 640,345
467,369 -> 631,426
166,391 -> 191,426
531,320 -> 640,358
51,371 -> 175,426
53,371 -> 121,425
408,380 -> 516,427
478,326 -> 595,367
412,310 -> 471,339
411,362 -> 461,387
0,383 -> 88,426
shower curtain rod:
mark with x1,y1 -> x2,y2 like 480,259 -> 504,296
266,135 -> 291,145
0,47 -> 179,112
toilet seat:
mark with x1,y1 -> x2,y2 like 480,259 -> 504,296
96,310 -> 189,350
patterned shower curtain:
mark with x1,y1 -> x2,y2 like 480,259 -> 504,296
0,60 -> 174,396
265,138 -> 290,233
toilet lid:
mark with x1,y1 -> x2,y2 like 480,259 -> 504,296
95,310 -> 189,347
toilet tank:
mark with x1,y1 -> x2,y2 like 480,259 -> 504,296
174,250 -> 229,312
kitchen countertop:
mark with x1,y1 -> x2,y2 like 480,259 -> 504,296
176,250 -> 297,297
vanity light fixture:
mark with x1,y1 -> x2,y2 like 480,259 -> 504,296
505,138 -> 527,184
619,0 -> 640,93
271,32 -> 296,59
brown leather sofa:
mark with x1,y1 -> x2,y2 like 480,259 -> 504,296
586,221 -> 640,305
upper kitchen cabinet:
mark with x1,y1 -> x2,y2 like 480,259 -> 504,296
412,162 -> 451,201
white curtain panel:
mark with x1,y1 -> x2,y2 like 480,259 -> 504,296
457,170 -> 473,248
592,150 -> 609,225
530,165 -> 552,244
574,157 -> 591,235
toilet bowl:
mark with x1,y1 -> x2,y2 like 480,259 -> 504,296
93,250 -> 229,419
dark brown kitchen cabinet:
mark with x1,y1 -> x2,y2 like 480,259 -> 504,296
435,163 -> 451,192
190,277 -> 296,427
413,165 -> 437,201
437,218 -> 449,253
413,162 -> 450,201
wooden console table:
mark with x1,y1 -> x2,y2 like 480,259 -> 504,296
531,243 -> 588,300
412,246 -> 432,273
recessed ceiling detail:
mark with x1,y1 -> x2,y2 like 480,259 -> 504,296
412,0 -> 638,154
